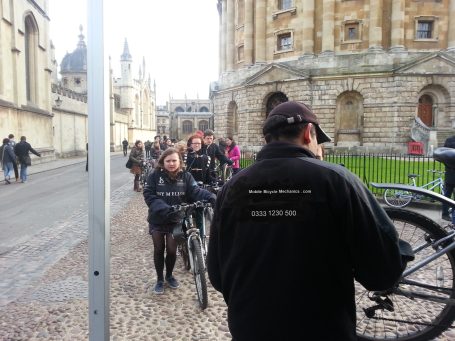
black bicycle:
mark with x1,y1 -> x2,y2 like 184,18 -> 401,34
171,201 -> 212,310
355,147 -> 455,341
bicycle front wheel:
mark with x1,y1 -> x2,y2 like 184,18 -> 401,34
190,237 -> 208,310
383,188 -> 413,208
356,207 -> 455,341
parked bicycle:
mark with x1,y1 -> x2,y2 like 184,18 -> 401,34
355,147 -> 455,341
383,170 -> 444,208
171,201 -> 212,310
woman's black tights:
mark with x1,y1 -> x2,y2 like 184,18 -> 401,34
151,231 -> 177,281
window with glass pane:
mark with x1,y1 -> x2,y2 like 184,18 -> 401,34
279,0 -> 292,10
277,33 -> 292,51
417,21 -> 433,39
182,120 -> 193,134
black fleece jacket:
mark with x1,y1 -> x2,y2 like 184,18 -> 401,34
207,141 -> 410,341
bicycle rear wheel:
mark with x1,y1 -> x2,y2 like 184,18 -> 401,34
356,207 -> 455,341
383,188 -> 413,208
190,237 -> 208,310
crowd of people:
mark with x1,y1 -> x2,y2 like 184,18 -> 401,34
0,134 -> 41,184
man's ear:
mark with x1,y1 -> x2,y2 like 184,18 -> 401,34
301,123 -> 312,145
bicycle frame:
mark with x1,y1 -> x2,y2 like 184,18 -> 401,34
373,182 -> 455,288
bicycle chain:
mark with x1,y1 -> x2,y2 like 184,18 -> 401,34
369,316 -> 455,329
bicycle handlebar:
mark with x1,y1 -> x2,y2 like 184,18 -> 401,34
170,201 -> 212,212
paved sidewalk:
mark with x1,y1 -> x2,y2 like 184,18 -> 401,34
28,151 -> 124,176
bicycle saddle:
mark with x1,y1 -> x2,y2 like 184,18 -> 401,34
433,147 -> 455,168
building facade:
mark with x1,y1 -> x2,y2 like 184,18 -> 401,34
156,105 -> 170,136
0,0 -> 54,160
168,98 -> 214,141
0,0 -> 157,159
211,0 -> 455,153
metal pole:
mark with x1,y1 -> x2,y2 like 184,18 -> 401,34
87,0 -> 110,340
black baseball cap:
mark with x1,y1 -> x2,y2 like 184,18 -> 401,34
263,101 -> 331,143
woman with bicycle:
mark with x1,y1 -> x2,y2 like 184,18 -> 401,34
129,140 -> 144,192
143,147 -> 216,295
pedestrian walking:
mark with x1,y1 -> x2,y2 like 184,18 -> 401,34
13,136 -> 41,183
201,129 -> 232,181
129,140 -> 144,192
1,138 -> 16,184
442,134 -> 455,221
207,101 -> 413,341
143,148 -> 215,295
122,138 -> 128,156
8,134 -> 19,182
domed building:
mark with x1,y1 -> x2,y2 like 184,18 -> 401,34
60,25 -> 87,94
211,0 -> 455,153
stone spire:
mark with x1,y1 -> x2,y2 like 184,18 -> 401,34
121,38 -> 132,62
77,25 -> 86,49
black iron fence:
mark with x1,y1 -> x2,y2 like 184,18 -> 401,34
239,149 -> 445,196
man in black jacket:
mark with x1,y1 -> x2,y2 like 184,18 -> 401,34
207,101 -> 413,341
442,135 -> 455,221
201,129 -> 232,182
14,136 -> 41,183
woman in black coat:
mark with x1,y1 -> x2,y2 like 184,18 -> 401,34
143,147 -> 215,295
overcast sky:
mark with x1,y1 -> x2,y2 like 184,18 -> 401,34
48,0 -> 220,105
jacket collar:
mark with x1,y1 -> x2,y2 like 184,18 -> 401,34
256,141 -> 315,161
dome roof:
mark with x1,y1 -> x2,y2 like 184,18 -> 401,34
60,26 -> 87,74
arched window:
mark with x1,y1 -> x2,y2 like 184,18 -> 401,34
187,106 -> 192,112
266,92 -> 288,115
198,120 -> 209,132
24,14 -> 39,103
182,120 -> 193,134
200,106 -> 209,112
227,101 -> 239,137
175,106 -> 184,112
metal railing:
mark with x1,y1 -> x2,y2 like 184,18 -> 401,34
239,149 -> 445,196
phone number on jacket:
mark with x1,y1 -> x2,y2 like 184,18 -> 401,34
250,210 -> 297,217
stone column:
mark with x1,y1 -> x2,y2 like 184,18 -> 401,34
302,0 -> 315,55
321,0 -> 335,53
244,0 -> 254,65
368,0 -> 383,51
255,0 -> 266,63
448,0 -> 455,51
226,0 -> 235,71
219,0 -> 226,73
390,0 -> 405,51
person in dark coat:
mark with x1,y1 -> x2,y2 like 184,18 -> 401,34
129,140 -> 144,192
207,101 -> 413,341
122,138 -> 128,156
442,135 -> 455,221
1,138 -> 16,184
13,136 -> 41,183
201,129 -> 232,181
143,147 -> 215,295
8,134 -> 19,181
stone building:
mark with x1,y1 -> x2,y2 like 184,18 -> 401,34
156,105 -> 170,136
51,32 -> 156,156
211,0 -> 455,153
168,98 -> 214,141
0,0 -> 54,160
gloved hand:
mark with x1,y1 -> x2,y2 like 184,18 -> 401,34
227,159 -> 234,166
166,209 -> 185,224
